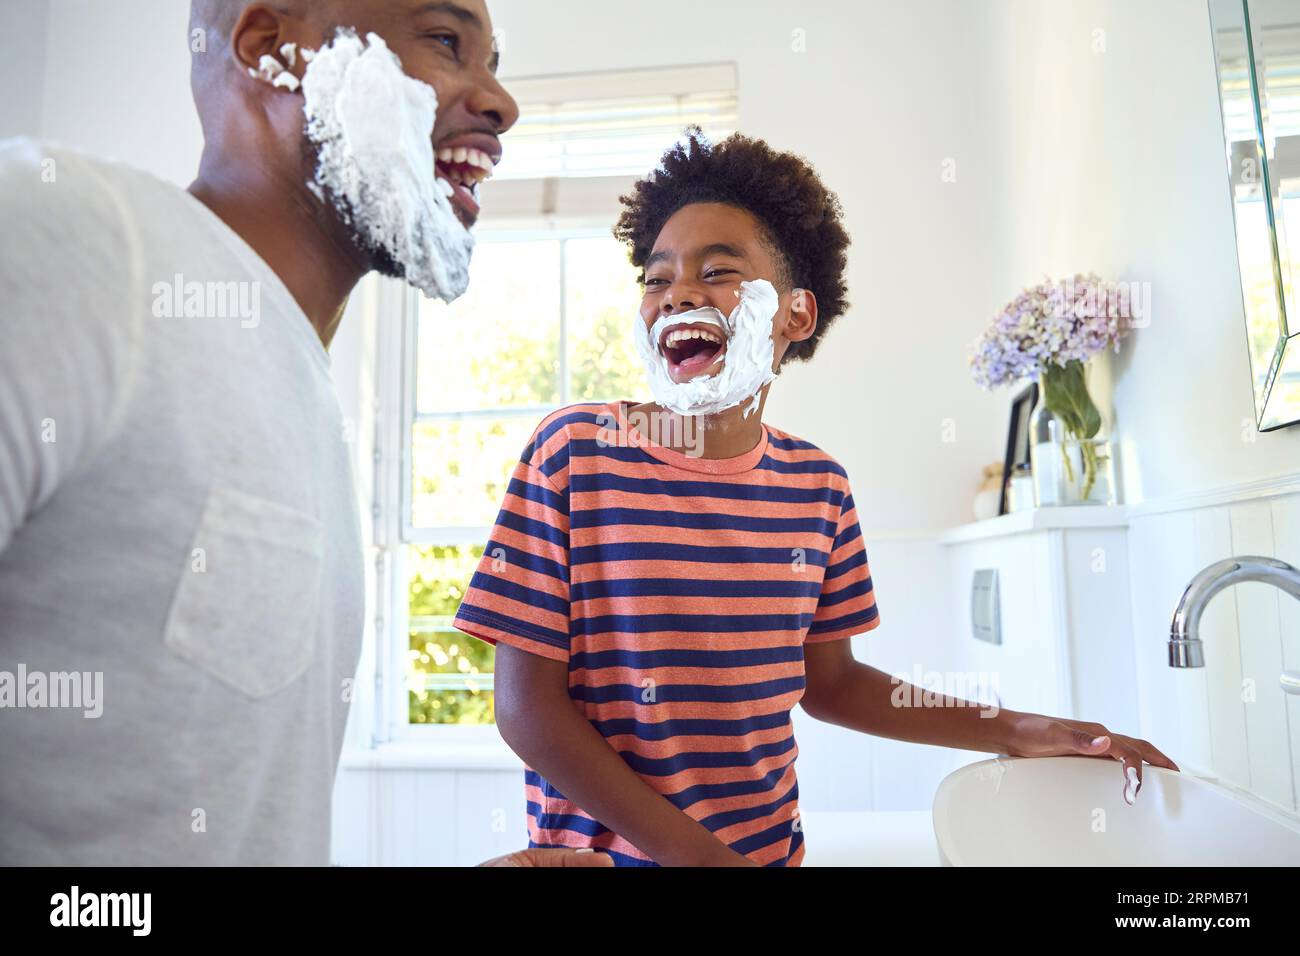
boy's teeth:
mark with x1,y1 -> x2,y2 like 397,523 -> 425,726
664,327 -> 723,349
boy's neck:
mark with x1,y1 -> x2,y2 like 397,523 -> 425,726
627,386 -> 772,460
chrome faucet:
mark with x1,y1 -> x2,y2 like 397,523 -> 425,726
1168,555 -> 1300,695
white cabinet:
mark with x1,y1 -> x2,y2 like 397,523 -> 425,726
937,507 -> 1140,735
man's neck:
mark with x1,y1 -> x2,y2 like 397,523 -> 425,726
628,386 -> 772,460
187,154 -> 368,349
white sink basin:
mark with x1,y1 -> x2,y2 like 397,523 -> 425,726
933,756 -> 1300,865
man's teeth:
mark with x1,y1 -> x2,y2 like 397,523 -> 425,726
435,145 -> 495,188
664,327 -> 724,350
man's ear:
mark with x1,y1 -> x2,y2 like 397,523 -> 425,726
233,4 -> 305,90
784,287 -> 818,344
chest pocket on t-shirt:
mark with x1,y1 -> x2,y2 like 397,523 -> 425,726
163,484 -> 324,699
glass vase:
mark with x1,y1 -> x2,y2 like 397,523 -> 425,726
1056,437 -> 1115,505
1029,401 -> 1116,506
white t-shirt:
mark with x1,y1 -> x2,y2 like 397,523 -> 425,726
0,139 -> 364,865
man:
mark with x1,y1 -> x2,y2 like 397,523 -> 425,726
0,0 -> 609,867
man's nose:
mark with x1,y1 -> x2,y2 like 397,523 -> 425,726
467,69 -> 520,134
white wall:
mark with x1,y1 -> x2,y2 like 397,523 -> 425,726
0,2 -> 50,139
35,0 -> 201,185
981,0 -> 1300,503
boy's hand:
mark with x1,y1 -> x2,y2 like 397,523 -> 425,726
1005,712 -> 1179,805
478,848 -> 615,867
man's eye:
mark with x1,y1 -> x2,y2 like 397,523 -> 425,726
427,33 -> 459,55
705,268 -> 737,279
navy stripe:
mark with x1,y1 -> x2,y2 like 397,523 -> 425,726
571,577 -> 822,602
570,506 -> 837,536
663,755 -> 797,810
532,809 -> 610,838
570,471 -> 844,507
824,546 -> 868,580
569,644 -> 804,672
616,735 -> 796,777
571,675 -> 806,706
571,542 -> 828,567
567,439 -> 661,466
573,612 -> 814,636
477,539 -> 566,583
462,571 -> 568,617
535,407 -> 605,448
830,514 -> 863,551
733,818 -> 798,858
807,604 -> 880,635
697,778 -> 799,832
754,454 -> 847,478
495,507 -> 569,549
505,475 -> 566,515
538,444 -> 571,479
766,435 -> 823,452
588,710 -> 793,741
816,575 -> 874,609
455,603 -> 570,650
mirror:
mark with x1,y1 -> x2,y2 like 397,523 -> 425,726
1208,0 -> 1300,431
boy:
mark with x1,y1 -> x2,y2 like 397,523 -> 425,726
453,131 -> 1177,866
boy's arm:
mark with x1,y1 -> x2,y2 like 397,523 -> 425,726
801,638 -> 1020,753
494,643 -> 754,867
801,639 -> 1180,792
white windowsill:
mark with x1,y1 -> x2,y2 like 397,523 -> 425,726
339,738 -> 523,772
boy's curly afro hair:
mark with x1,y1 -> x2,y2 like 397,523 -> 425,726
613,128 -> 850,365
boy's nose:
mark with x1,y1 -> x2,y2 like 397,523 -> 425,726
661,287 -> 700,315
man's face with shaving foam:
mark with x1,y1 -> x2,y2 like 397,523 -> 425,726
302,0 -> 516,231
640,202 -> 814,384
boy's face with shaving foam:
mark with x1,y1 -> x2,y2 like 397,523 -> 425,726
640,202 -> 816,385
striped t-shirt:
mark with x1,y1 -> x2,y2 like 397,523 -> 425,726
452,401 -> 880,866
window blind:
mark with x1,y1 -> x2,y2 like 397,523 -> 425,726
492,63 -> 738,181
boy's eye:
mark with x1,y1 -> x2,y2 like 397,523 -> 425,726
643,277 -> 668,287
705,268 -> 737,279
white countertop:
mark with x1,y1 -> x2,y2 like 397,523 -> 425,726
937,505 -> 1129,545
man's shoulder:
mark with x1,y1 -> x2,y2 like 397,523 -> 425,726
0,138 -> 184,251
0,137 -> 167,194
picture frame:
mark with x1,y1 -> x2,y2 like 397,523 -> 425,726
999,382 -> 1039,516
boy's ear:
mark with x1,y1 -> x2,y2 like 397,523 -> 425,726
784,287 -> 818,343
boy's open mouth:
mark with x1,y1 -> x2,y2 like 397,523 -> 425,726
433,139 -> 498,229
658,321 -> 727,380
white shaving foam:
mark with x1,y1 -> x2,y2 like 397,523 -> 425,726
300,28 -> 473,302
634,279 -> 779,417
1123,765 -> 1140,805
